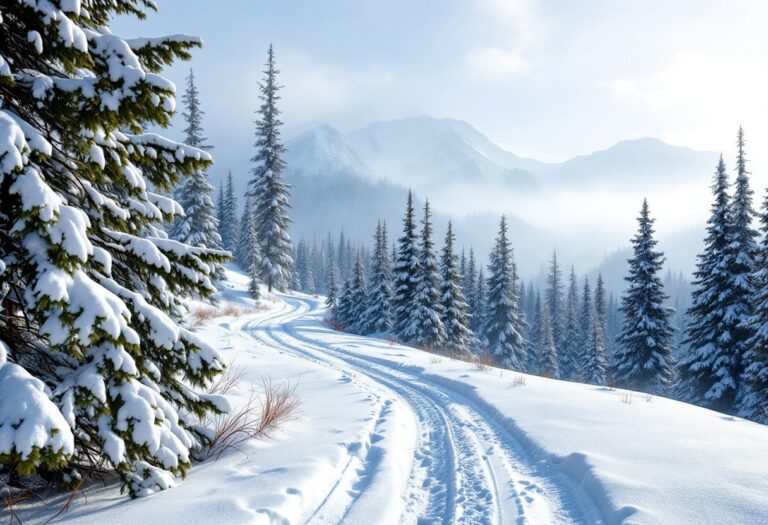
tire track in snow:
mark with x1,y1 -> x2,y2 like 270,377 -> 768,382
245,295 -> 599,524
246,303 -> 460,523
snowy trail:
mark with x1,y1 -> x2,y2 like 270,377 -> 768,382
244,294 -> 601,524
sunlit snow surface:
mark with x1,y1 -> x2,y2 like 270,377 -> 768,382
20,268 -> 768,524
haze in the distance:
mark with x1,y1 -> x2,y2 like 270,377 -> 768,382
112,0 -> 768,262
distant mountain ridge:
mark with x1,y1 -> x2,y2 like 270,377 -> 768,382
283,116 -> 718,195
219,115 -> 717,281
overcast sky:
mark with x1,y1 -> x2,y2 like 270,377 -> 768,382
113,0 -> 768,181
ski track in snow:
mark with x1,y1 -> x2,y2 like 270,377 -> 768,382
243,295 -> 601,525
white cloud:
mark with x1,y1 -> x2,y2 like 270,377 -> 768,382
611,78 -> 637,97
479,0 -> 541,48
464,0 -> 543,82
605,52 -> 768,176
465,47 -> 526,80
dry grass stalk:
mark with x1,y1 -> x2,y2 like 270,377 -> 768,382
206,377 -> 301,460
207,363 -> 246,396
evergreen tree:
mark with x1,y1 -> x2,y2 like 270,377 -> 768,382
483,216 -> 526,369
362,222 -> 393,334
741,185 -> 768,422
473,268 -> 488,348
169,70 -> 222,272
439,222 -> 473,354
410,201 -> 446,348
219,172 -> 239,254
525,292 -> 542,373
348,253 -> 368,334
248,45 -> 293,292
0,3 -> 226,495
525,281 -> 537,326
545,250 -> 565,351
392,192 -> 421,341
311,241 -> 326,294
559,267 -> 581,380
337,230 -> 348,281
216,181 -> 226,242
236,197 -> 254,268
727,128 -> 758,407
296,239 -> 315,293
536,301 -> 559,378
612,200 -> 675,393
580,277 -> 592,358
337,277 -> 354,331
464,249 -> 479,329
325,266 -> 340,319
582,275 -> 608,385
678,156 -> 739,408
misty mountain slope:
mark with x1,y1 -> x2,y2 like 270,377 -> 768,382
542,138 -> 719,189
345,116 -> 544,190
228,115 -> 718,279
284,124 -> 371,179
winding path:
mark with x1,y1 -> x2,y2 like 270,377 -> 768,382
244,295 -> 601,524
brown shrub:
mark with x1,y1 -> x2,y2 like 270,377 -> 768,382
473,354 -> 494,371
205,378 -> 301,460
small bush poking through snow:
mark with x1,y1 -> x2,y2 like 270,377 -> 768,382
202,377 -> 301,460
474,354 -> 495,371
513,375 -> 527,387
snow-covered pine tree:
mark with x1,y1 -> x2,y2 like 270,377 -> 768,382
235,196 -> 254,268
296,239 -> 315,293
439,221 -> 473,354
410,201 -> 446,348
545,250 -> 564,353
336,277 -> 354,331
606,293 -> 622,356
473,268 -> 488,349
726,129 -> 758,408
0,2 -> 227,495
464,248 -> 478,329
678,156 -> 740,408
325,265 -> 340,319
348,252 -> 368,334
612,200 -> 675,393
525,291 -> 542,374
581,275 -> 608,385
524,281 -> 536,326
559,267 -> 581,380
361,222 -> 392,334
337,230 -> 348,281
681,132 -> 757,412
169,70 -> 222,274
311,241 -> 326,294
344,238 -> 354,283
579,277 -> 592,363
219,171 -> 239,254
216,181 -> 226,241
741,185 -> 768,421
483,216 -> 525,369
536,301 -> 559,378
248,45 -> 293,292
393,191 -> 421,342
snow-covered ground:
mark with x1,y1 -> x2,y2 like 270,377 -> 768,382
20,270 -> 768,524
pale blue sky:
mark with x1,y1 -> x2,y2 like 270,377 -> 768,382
113,0 -> 768,182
